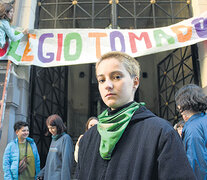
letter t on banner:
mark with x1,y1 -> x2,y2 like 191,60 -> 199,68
88,32 -> 107,58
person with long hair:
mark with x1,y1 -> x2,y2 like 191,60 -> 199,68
0,2 -> 28,48
76,51 -> 195,180
3,121 -> 40,180
175,84 -> 207,179
37,114 -> 73,180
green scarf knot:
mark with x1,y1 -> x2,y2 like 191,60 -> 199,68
97,102 -> 145,160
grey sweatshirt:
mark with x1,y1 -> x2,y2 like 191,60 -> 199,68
38,133 -> 74,180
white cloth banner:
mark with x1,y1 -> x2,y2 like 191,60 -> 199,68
1,11 -> 207,67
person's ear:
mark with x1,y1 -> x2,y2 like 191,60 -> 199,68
133,76 -> 139,89
15,130 -> 19,136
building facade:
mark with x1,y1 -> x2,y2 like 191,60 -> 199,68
0,0 -> 207,177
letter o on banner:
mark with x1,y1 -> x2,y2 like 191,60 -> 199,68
110,31 -> 125,52
64,33 -> 82,61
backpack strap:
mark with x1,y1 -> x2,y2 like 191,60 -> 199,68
25,140 -> 28,157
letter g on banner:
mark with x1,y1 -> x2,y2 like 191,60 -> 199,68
38,33 -> 54,63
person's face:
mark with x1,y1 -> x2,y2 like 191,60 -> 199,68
88,119 -> 98,129
96,58 -> 139,110
177,105 -> 190,122
7,8 -> 14,20
180,111 -> 190,122
16,126 -> 29,140
48,125 -> 57,136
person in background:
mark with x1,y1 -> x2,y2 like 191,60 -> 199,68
0,2 -> 28,48
3,121 -> 40,180
85,116 -> 98,131
76,51 -> 196,180
37,114 -> 74,180
175,84 -> 207,179
174,120 -> 185,137
74,116 -> 98,162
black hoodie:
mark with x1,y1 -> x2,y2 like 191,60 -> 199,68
77,106 -> 196,180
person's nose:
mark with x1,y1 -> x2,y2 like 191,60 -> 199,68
105,79 -> 113,90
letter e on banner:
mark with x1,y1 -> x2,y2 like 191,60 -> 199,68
22,34 -> 36,61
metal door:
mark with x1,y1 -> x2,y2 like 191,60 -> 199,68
157,45 -> 199,125
29,66 -> 68,167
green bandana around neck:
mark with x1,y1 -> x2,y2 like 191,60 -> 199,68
97,102 -> 145,160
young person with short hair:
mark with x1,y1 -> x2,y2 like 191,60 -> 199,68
3,121 -> 40,180
76,51 -> 196,180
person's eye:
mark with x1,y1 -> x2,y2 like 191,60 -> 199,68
98,79 -> 105,83
113,75 -> 121,80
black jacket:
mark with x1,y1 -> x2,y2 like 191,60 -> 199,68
77,106 -> 196,180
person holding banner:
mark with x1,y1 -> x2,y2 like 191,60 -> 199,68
0,2 -> 28,48
76,51 -> 196,180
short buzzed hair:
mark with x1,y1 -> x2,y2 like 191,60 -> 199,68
96,51 -> 140,78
